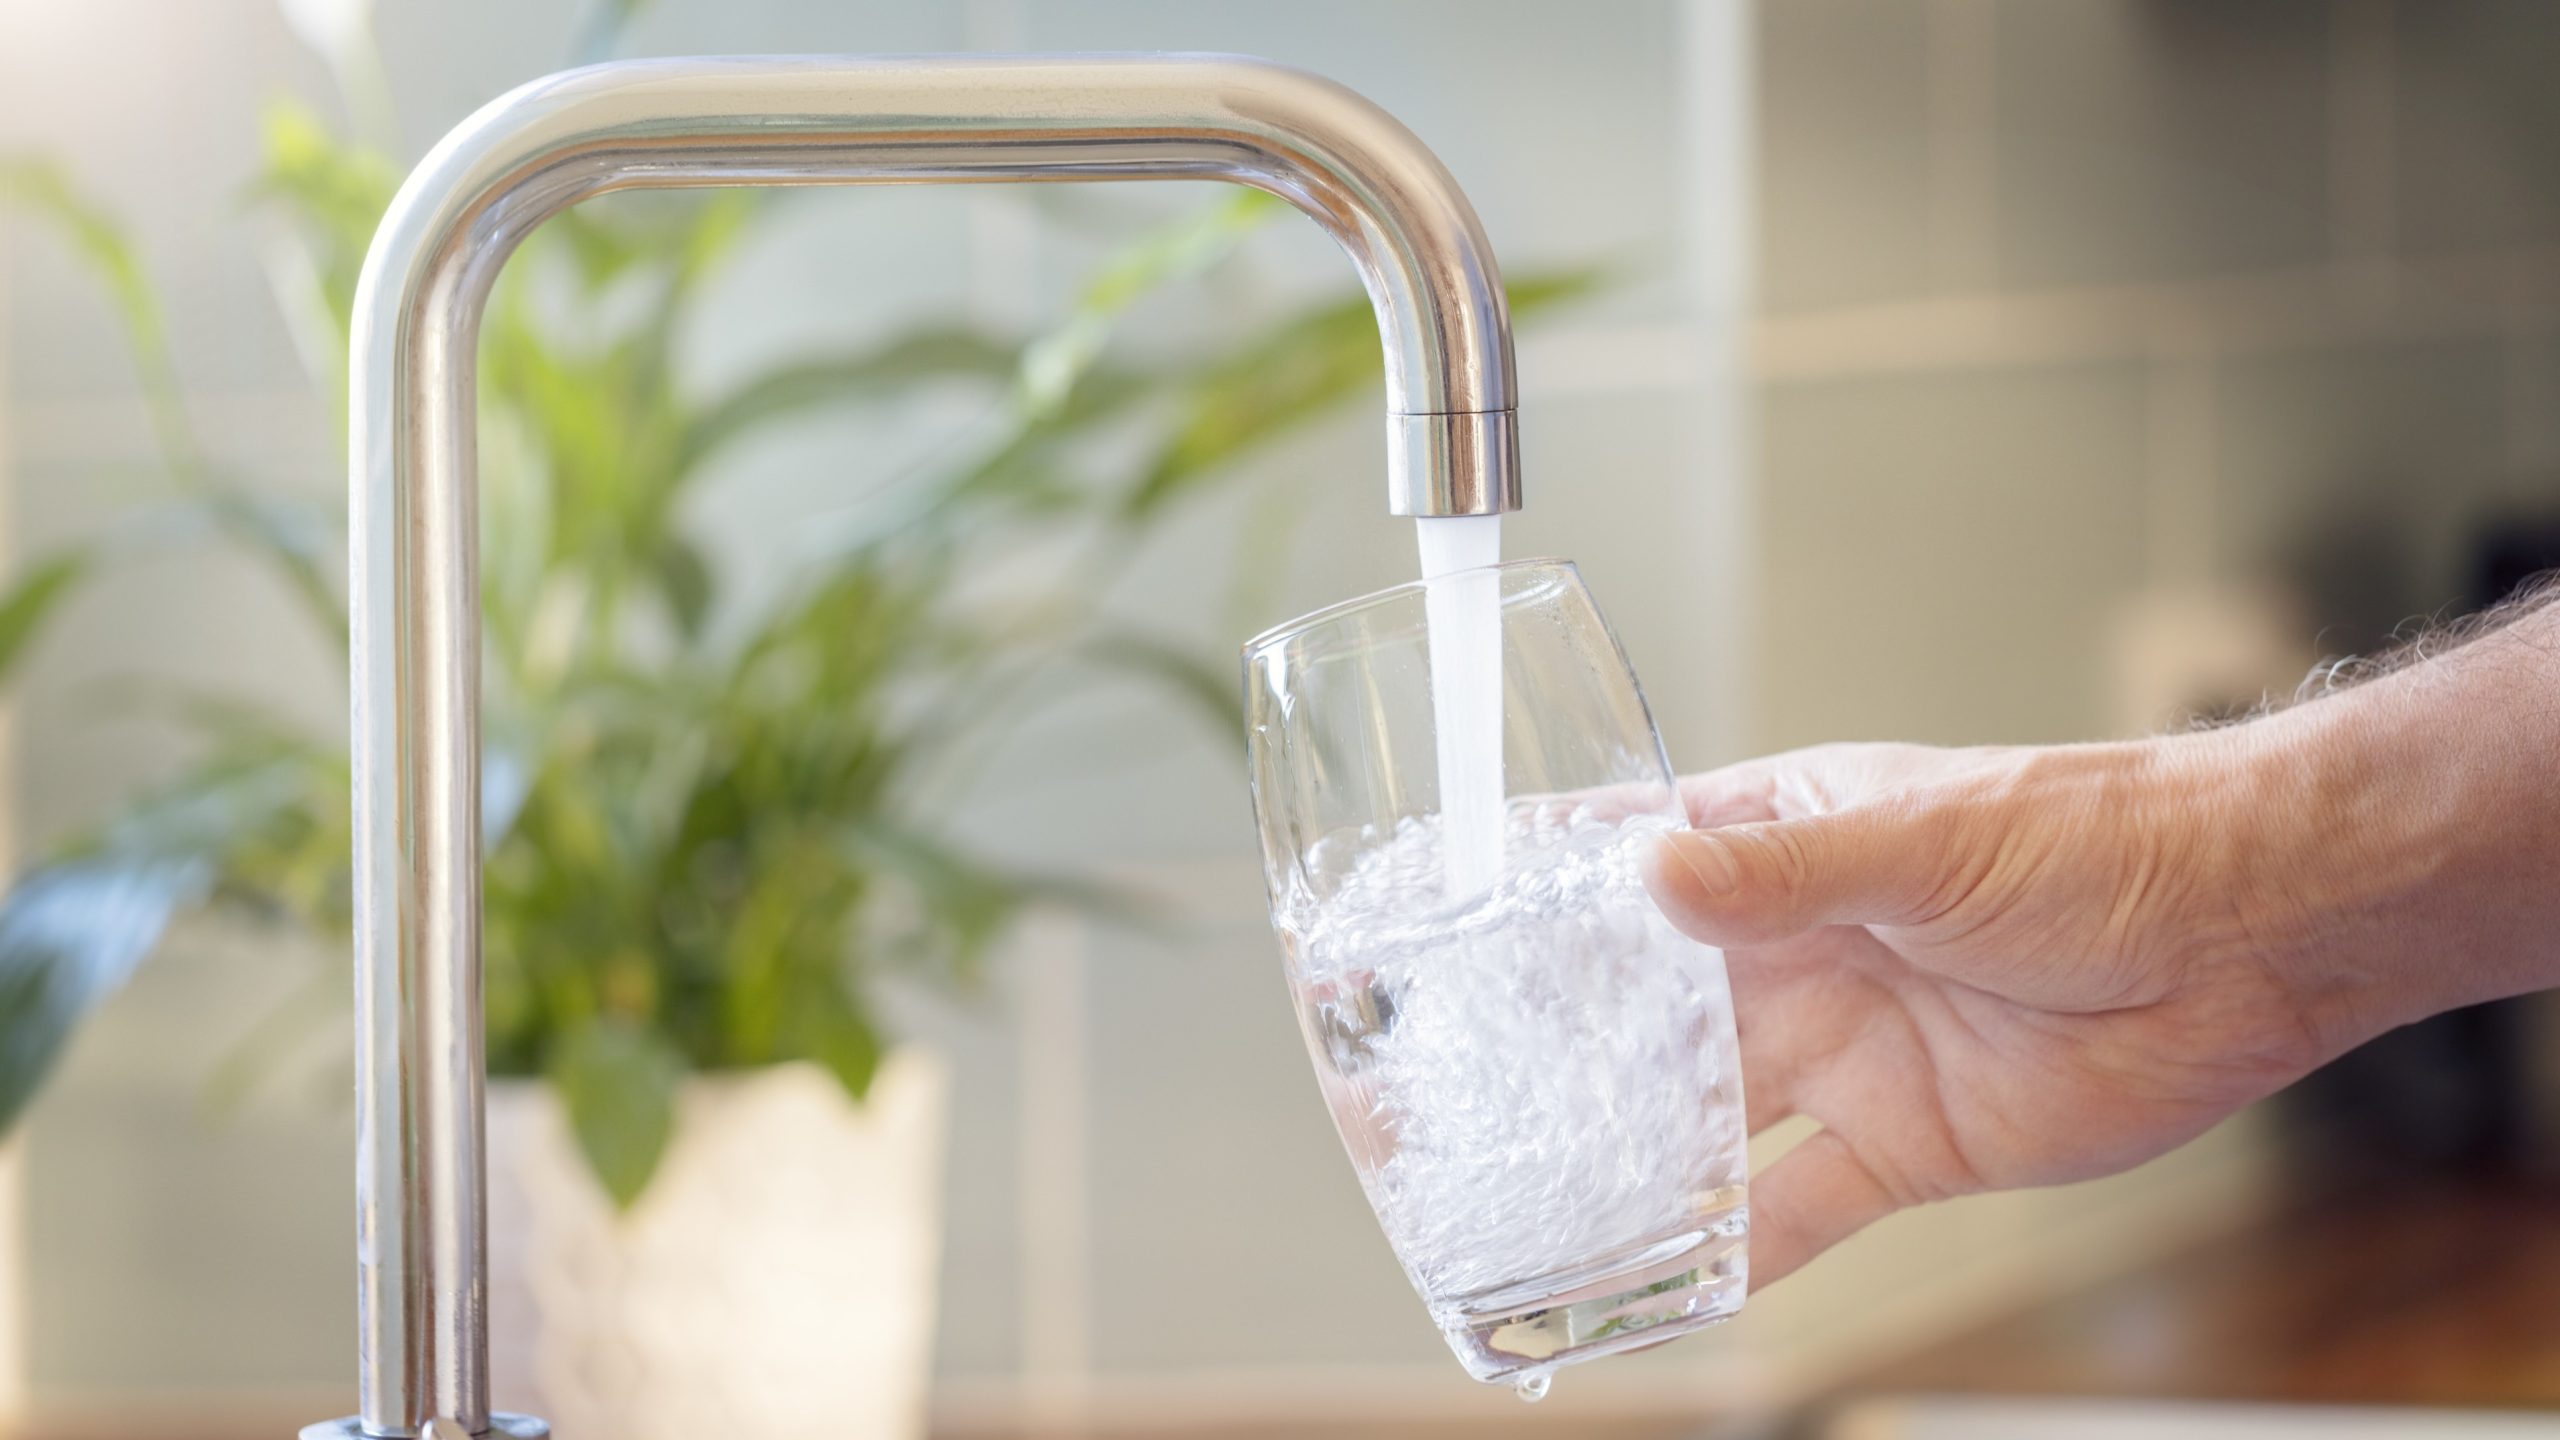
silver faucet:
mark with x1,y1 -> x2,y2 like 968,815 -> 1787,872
313,53 -> 1520,1440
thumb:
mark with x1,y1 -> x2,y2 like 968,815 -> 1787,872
1642,806 -> 1956,946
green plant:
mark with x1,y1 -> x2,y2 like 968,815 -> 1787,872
0,10 -> 1595,1205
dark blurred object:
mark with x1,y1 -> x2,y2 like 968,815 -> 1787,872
2469,511 -> 2560,610
2283,510 -> 2560,1182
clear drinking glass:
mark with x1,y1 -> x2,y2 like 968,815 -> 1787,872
1244,558 -> 1749,1392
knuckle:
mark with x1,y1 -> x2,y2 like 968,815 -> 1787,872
1753,821 -> 1820,898
1891,775 -> 2020,926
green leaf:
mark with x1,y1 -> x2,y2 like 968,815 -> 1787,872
840,822 -> 1023,945
0,161 -> 154,339
0,158 -> 200,477
779,977 -> 883,1106
837,820 -> 1163,975
548,205 -> 653,292
141,486 -> 345,647
550,1016 -> 682,1209
0,747 -> 320,1139
677,328 -> 1018,475
672,190 -> 756,287
1077,628 -> 1246,738
246,98 -> 399,364
251,100 -> 398,252
1504,266 -> 1613,316
653,535 -> 713,640
546,191 -> 751,297
0,553 -> 91,684
1122,296 -> 1377,517
0,856 -> 213,1139
1017,189 -> 1279,417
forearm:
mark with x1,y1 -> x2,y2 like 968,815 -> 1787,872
2224,593 -> 2560,1052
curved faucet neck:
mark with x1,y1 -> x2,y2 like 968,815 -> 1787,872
333,53 -> 1519,1439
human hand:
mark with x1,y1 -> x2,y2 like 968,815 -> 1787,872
1645,595 -> 2560,1289
1643,735 -> 2340,1289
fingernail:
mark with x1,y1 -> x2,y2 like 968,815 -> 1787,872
1666,831 -> 1742,898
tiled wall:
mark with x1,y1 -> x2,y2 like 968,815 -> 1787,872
1755,0 -> 2560,749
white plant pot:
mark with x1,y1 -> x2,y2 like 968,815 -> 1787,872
486,1051 -> 948,1440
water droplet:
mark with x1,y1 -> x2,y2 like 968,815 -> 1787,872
1512,1372 -> 1551,1403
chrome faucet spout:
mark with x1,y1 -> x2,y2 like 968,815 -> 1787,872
321,53 -> 1519,1440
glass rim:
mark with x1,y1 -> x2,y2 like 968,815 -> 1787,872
1240,555 -> 1582,660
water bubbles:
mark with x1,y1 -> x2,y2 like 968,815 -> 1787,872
1512,1371 -> 1552,1403
1285,813 -> 1749,1303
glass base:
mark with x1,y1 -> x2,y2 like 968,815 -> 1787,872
1428,1197 -> 1748,1385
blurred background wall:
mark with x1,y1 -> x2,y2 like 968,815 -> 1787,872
2,0 -> 2558,1436
1757,0 -> 2560,751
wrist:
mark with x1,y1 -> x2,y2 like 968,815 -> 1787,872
2219,607 -> 2560,1052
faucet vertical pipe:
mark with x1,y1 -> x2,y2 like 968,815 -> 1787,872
323,54 -> 1518,1438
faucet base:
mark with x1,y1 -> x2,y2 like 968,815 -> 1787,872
301,1415 -> 551,1440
